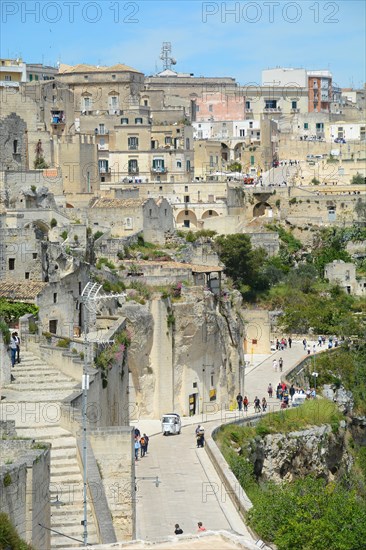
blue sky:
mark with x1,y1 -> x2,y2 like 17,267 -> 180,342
1,1 -> 365,87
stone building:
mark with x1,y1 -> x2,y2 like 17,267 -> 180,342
88,196 -> 175,243
0,436 -> 51,549
324,260 -> 366,296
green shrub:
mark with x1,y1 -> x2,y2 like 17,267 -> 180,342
61,230 -> 68,241
56,338 -> 71,348
96,257 -> 116,270
93,230 -> 104,241
50,218 -> 57,228
351,173 -> 364,185
0,320 -> 10,345
0,512 -> 35,549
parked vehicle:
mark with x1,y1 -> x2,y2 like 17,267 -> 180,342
162,413 -> 181,435
334,138 -> 346,143
291,394 -> 307,407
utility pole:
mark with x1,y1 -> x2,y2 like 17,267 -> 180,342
79,282 -> 126,546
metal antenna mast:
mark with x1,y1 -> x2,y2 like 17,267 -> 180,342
79,282 -> 126,546
160,42 -> 177,71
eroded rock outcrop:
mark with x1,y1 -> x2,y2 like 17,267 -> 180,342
122,287 -> 245,418
247,424 -> 352,483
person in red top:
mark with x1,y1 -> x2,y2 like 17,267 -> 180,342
197,522 -> 206,532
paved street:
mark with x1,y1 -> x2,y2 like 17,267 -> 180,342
133,341 -> 308,541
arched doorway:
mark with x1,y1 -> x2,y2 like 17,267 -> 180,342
253,202 -> 273,218
201,209 -> 219,220
176,209 -> 198,229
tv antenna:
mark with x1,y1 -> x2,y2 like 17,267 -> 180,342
160,42 -> 177,71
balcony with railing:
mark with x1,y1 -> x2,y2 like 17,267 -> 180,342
263,106 -> 281,112
151,167 -> 168,174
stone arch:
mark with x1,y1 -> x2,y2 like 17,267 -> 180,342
201,209 -> 219,219
176,209 -> 198,229
233,142 -> 245,161
253,202 -> 273,218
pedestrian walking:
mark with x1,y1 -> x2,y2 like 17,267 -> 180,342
243,396 -> 249,412
174,524 -> 183,535
312,344 -> 316,354
318,336 -> 322,347
279,357 -> 283,372
140,435 -> 147,457
288,337 -> 292,349
267,383 -> 273,398
290,384 -> 296,400
143,433 -> 149,453
307,345 -> 311,355
134,437 -> 141,461
13,332 -> 20,363
236,392 -> 243,411
197,522 -> 206,532
254,396 -> 261,413
262,397 -> 267,412
303,338 -> 307,351
272,359 -> 278,372
9,333 -> 18,368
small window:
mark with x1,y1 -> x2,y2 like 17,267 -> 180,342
149,209 -> 152,216
13,140 -> 18,154
185,138 -> 190,149
144,100 -> 148,106
84,75 -> 88,80
25,272 -> 30,280
53,293 -> 57,304
209,105 -> 213,112
184,196 -> 189,203
304,123 -> 309,129
245,101 -> 251,109
165,136 -> 172,144
291,101 -> 297,109
9,258 -> 15,270
32,253 -> 37,259
4,76 -> 12,81
249,121 -> 253,128
184,220 -> 190,228
128,136 -> 139,150
177,161 -> 182,168
240,129 -> 245,137
185,186 -> 188,192
159,186 -> 163,191
135,118 -> 143,124
112,74 -> 116,80
185,210 -> 189,215
209,210 -> 213,216
121,118 -> 129,124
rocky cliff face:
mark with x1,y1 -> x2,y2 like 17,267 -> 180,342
122,287 -> 245,418
247,424 -> 352,483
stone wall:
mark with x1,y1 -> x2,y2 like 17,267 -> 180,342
89,427 -> 135,541
0,333 -> 11,389
0,440 -> 51,549
0,113 -> 27,171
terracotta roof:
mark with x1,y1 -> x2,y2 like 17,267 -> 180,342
0,280 -> 47,301
58,63 -> 141,74
123,260 -> 223,272
91,198 -> 147,209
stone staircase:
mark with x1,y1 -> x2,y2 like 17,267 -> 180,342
1,350 -> 99,548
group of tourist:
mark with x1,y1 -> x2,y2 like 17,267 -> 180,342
276,337 -> 292,350
134,428 -> 149,461
174,521 -> 206,535
236,393 -> 267,413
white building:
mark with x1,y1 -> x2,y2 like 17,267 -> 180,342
329,122 -> 366,142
